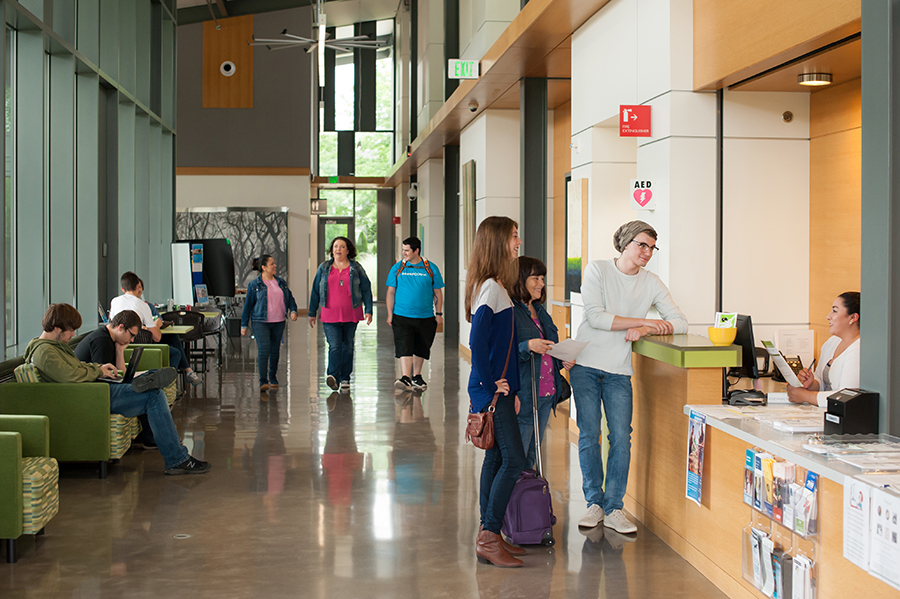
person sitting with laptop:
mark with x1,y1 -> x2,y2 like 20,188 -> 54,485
26,304 -> 210,475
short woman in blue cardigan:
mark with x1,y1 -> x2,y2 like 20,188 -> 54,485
466,215 -> 527,568
511,257 -> 574,470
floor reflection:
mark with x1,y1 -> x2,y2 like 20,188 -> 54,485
0,307 -> 730,599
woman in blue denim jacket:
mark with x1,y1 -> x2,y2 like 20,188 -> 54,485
512,257 -> 574,469
308,237 -> 373,392
241,254 -> 299,392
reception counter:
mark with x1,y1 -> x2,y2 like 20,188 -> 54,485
622,335 -> 899,599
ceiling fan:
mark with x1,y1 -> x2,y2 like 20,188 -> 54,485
248,0 -> 386,87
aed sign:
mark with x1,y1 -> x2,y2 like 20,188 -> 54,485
630,180 -> 657,210
620,105 -> 651,137
448,59 -> 479,80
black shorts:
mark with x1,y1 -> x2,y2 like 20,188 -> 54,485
392,314 -> 438,359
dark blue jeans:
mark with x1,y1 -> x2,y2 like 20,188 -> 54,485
254,320 -> 286,386
322,322 -> 358,382
479,395 -> 526,533
161,333 -> 189,370
107,383 -> 189,469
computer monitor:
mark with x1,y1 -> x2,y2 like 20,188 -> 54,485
178,238 -> 236,297
730,314 -> 759,380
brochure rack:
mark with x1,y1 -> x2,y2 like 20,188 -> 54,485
742,447 -> 819,598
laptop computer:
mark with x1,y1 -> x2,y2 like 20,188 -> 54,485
98,347 -> 144,384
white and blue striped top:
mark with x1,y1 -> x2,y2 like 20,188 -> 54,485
468,278 -> 519,413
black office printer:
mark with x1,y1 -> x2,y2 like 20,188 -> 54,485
824,389 -> 879,435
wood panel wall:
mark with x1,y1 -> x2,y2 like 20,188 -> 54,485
693,0 -> 859,90
809,79 -> 861,350
202,15 -> 254,108
550,101 -> 572,339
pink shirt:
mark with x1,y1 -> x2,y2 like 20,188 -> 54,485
532,317 -> 556,397
319,266 -> 364,323
264,279 -> 286,322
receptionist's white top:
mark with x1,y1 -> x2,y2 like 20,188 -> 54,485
813,336 -> 860,408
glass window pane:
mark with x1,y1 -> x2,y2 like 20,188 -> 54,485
6,27 -> 15,348
319,189 -> 354,216
334,54 -> 354,131
354,189 -> 377,300
375,21 -> 393,132
319,131 -> 337,177
354,132 -> 392,177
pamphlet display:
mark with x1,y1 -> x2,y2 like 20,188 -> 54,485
686,410 -> 707,506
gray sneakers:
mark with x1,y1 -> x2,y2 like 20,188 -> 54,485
603,509 -> 637,534
132,368 -> 177,393
578,504 -> 605,528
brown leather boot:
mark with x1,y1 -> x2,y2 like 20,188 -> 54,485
480,524 -> 526,556
476,530 -> 523,568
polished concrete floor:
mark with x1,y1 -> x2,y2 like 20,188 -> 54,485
2,308 -> 730,598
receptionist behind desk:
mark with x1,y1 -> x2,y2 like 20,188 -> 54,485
788,291 -> 860,407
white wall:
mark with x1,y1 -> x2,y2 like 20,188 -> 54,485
417,158 -> 445,265
459,0 -> 519,61
570,0 -> 811,345
416,0 -> 444,134
175,175 -> 311,308
458,109 -> 520,347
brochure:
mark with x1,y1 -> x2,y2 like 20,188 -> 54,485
685,410 -> 707,506
869,487 -> 900,591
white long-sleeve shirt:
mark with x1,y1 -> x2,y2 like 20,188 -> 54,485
812,336 -> 860,408
575,259 -> 688,376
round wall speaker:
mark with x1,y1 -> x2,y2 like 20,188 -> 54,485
220,61 -> 236,77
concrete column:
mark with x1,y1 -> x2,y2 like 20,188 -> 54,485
416,158 -> 445,265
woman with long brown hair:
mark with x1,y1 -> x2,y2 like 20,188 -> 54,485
466,216 -> 527,568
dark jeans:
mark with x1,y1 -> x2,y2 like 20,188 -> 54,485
322,322 -> 358,382
254,320 -> 286,386
107,383 -> 189,469
479,395 -> 526,533
161,333 -> 189,370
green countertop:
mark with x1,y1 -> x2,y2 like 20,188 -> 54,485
632,334 -> 741,369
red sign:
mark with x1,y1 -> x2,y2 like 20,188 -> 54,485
619,105 -> 651,137
392,216 -> 401,225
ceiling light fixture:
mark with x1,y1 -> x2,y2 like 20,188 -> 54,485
248,0 -> 386,89
797,73 -> 833,87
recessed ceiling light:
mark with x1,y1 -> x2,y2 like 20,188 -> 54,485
798,73 -> 833,86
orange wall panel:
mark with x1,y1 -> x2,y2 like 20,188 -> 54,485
203,15 -> 254,109
693,0 -> 859,90
809,79 -> 861,353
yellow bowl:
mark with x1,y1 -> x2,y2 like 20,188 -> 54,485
708,326 -> 737,346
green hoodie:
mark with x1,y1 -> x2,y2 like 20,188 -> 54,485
23,338 -> 103,383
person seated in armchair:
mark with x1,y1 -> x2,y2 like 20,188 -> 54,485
26,303 -> 210,475
110,271 -> 202,386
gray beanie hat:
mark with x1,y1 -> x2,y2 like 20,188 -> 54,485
613,220 -> 657,253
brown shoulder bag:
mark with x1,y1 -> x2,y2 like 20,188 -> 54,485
465,310 -> 515,450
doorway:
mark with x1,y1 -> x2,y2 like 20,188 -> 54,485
318,217 -> 356,266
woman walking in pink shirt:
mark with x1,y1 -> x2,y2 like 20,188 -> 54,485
308,237 -> 374,392
241,255 -> 299,392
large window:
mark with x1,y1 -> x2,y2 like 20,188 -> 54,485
317,19 -> 394,178
5,27 -> 15,348
318,188 -> 378,299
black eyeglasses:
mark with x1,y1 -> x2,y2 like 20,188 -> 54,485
631,240 -> 660,253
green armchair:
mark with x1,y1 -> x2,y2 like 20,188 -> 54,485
0,415 -> 59,563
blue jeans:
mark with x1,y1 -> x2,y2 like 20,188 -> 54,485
570,364 -> 633,514
254,320 -> 286,385
161,333 -> 189,370
107,383 -> 189,469
517,394 -> 553,470
322,322 -> 358,382
479,396 -> 526,533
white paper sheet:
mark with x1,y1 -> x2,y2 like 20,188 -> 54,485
869,487 -> 900,591
843,479 -> 872,570
546,338 -> 589,362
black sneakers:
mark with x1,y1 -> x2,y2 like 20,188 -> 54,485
164,456 -> 211,475
394,375 -> 412,390
132,367 -> 178,393
411,375 -> 428,391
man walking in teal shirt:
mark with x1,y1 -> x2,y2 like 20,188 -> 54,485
386,237 -> 445,391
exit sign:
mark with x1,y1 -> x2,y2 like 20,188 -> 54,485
448,59 -> 478,80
